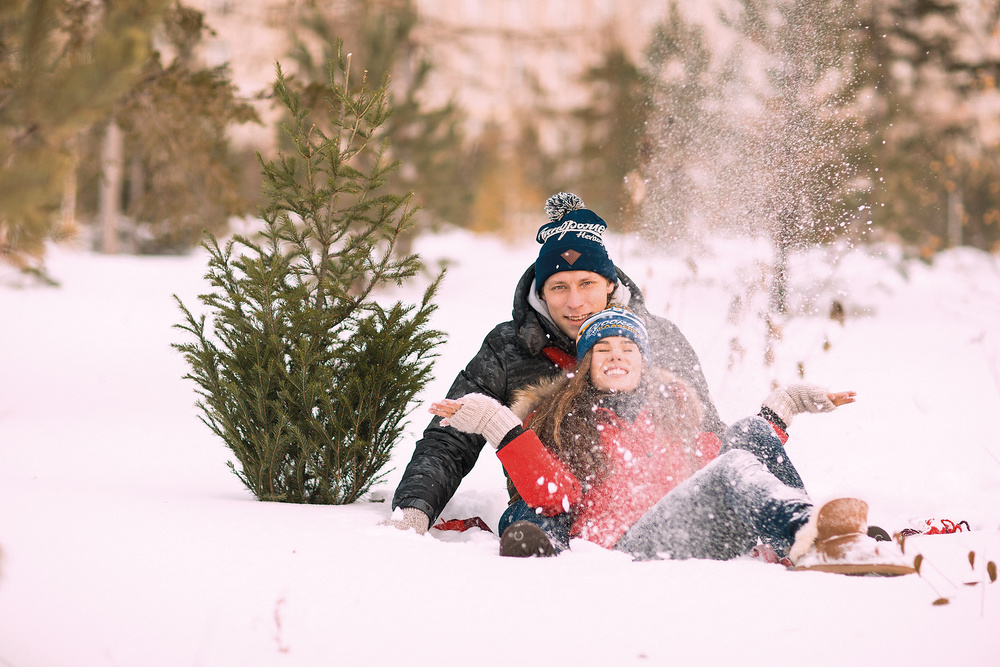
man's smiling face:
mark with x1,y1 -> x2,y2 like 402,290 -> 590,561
540,271 -> 615,340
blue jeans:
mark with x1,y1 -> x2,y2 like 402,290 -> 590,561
615,449 -> 811,560
498,500 -> 574,553
721,416 -> 805,491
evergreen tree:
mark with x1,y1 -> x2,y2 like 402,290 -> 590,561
174,50 -> 444,504
77,3 -> 260,254
719,0 -> 868,314
287,0 -> 471,234
569,46 -> 652,234
642,0 -> 866,313
116,4 -> 259,253
858,0 -> 1000,254
639,4 -> 720,242
640,0 -> 1000,260
0,0 -> 169,269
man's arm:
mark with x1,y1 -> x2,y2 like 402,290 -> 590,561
646,314 -> 726,436
390,325 -> 513,524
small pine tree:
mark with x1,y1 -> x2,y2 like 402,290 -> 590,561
720,0 -> 866,315
173,49 -> 444,504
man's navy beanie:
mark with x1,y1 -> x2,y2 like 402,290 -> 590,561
534,192 -> 618,294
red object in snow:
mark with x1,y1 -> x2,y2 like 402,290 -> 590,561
748,544 -> 793,567
898,518 -> 971,537
432,517 -> 494,533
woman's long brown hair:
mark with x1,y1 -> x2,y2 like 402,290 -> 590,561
528,350 -> 705,490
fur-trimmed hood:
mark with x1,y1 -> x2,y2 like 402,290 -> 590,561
510,374 -> 569,421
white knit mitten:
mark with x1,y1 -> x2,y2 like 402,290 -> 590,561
763,384 -> 835,427
444,393 -> 521,448
381,507 -> 430,535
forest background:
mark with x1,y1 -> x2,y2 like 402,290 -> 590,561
3,0 -> 1000,275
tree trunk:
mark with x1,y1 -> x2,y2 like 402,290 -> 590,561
60,135 -> 79,237
947,187 -> 963,248
99,122 -> 124,254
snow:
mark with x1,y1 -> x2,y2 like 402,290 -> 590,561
2,229 -> 999,666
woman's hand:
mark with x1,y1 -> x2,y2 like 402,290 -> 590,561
763,384 -> 855,427
429,398 -> 462,421
428,393 -> 521,448
826,391 -> 856,407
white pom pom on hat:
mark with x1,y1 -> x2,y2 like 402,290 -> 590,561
544,192 -> 586,224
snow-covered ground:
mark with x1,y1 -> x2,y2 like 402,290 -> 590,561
1,229 -> 999,666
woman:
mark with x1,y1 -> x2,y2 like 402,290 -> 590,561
431,308 -> 912,575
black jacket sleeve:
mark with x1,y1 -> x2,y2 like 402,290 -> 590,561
390,322 -> 561,522
389,330 -> 505,522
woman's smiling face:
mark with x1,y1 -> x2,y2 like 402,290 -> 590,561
589,335 -> 643,392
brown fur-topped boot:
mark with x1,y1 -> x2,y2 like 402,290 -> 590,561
789,498 -> 915,576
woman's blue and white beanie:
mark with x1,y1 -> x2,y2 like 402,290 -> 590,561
575,307 -> 650,363
534,193 -> 618,294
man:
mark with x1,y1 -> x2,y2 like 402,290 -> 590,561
384,193 -> 726,537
